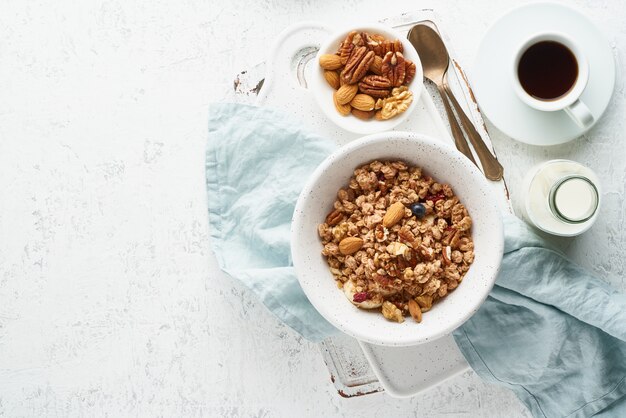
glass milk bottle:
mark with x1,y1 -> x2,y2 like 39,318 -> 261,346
520,159 -> 601,237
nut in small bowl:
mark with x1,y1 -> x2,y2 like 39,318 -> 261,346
311,24 -> 423,135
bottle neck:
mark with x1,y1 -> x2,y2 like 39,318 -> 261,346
548,175 -> 599,224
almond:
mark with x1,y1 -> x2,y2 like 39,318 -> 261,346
408,299 -> 422,323
335,84 -> 358,105
369,55 -> 383,75
338,237 -> 364,255
350,93 -> 375,111
319,54 -> 343,70
351,108 -> 375,120
333,91 -> 351,116
382,201 -> 405,228
324,70 -> 341,89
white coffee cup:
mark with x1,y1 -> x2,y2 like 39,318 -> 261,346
512,33 -> 594,128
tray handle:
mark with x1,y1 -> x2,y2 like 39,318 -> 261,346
257,22 -> 332,104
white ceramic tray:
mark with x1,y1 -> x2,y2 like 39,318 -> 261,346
232,11 -> 511,398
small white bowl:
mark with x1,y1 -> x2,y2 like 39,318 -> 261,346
310,24 -> 423,135
291,132 -> 503,346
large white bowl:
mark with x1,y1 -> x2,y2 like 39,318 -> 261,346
310,24 -> 423,135
291,132 -> 503,346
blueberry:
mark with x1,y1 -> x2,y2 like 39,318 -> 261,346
410,202 -> 426,219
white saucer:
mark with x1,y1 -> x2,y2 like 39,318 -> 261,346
471,2 -> 615,146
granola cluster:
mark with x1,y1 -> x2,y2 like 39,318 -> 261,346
318,160 -> 475,323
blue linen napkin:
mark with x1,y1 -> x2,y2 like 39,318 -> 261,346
453,219 -> 626,418
206,103 -> 626,417
206,103 -> 338,341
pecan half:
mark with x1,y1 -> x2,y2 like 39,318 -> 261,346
358,75 -> 392,98
325,209 -> 344,226
398,227 -> 416,247
362,32 -> 381,53
338,31 -> 357,65
341,46 -> 374,84
442,227 -> 457,245
449,229 -> 462,249
404,60 -> 417,85
374,39 -> 403,57
339,31 -> 368,64
382,52 -> 406,87
352,32 -> 365,46
371,33 -> 386,43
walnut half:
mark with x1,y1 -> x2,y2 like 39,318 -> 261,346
375,86 -> 413,120
382,301 -> 404,323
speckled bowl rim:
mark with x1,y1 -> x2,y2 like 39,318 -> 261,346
291,132 -> 504,346
310,23 -> 423,135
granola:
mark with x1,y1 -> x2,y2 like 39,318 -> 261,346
318,160 -> 475,323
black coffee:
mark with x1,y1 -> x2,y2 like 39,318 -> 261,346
517,41 -> 578,100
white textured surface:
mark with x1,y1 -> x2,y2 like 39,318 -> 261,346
0,0 -> 623,416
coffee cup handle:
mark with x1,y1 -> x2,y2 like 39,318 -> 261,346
565,99 -> 594,129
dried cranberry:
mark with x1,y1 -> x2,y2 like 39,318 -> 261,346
353,292 -> 369,303
425,193 -> 445,203
377,172 -> 386,181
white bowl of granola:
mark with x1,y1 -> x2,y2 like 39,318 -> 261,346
311,24 -> 423,134
291,132 -> 503,346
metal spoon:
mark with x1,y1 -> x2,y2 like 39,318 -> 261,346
407,25 -> 475,166
408,24 -> 504,181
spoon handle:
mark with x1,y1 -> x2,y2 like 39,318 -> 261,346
436,84 -> 477,166
443,82 -> 504,181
